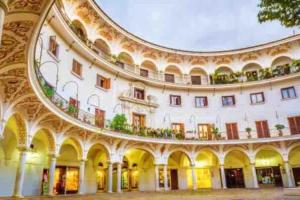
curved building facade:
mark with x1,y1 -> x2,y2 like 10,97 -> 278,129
0,0 -> 300,197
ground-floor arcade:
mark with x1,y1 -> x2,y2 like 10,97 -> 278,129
1,114 -> 300,197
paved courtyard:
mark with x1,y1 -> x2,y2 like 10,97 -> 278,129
0,188 -> 286,200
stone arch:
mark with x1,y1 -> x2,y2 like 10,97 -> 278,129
140,60 -> 158,72
70,19 -> 88,42
30,127 -> 56,154
271,55 -> 293,68
93,38 -> 111,56
118,51 -> 135,65
215,66 -> 234,74
86,141 -> 111,160
195,148 -> 220,165
224,147 -> 250,161
166,148 -> 192,166
164,64 -> 184,76
189,66 -> 208,76
287,142 -> 300,157
59,136 -> 83,160
242,62 -> 263,72
124,144 -> 156,160
5,112 -> 28,147
254,145 -> 282,159
224,149 -> 250,166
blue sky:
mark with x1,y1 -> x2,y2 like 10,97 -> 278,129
96,0 -> 299,51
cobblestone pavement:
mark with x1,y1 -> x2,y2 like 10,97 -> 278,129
0,188 -> 284,200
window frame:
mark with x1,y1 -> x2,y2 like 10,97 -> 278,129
72,59 -> 83,78
281,86 -> 297,100
222,95 -> 236,106
250,92 -> 265,104
195,96 -> 208,108
48,36 -> 59,59
170,95 -> 182,106
134,87 -> 145,100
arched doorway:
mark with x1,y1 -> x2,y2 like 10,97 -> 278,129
93,39 -> 111,57
289,146 -> 300,186
242,63 -> 262,81
167,151 -> 191,190
120,148 -> 155,191
194,150 -> 219,189
255,149 -> 283,187
189,67 -> 208,85
164,65 -> 183,83
224,150 -> 250,188
55,138 -> 82,195
85,144 -> 109,193
140,60 -> 158,78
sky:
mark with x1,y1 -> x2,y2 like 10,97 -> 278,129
95,0 -> 299,51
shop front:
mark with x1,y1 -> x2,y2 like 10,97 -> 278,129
225,168 -> 245,188
53,166 -> 79,195
96,168 -> 106,192
256,166 -> 283,187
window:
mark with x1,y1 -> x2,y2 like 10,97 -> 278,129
172,123 -> 185,135
170,95 -> 181,106
165,73 -> 175,83
96,74 -> 111,89
134,88 -> 145,100
255,120 -> 270,138
222,95 -> 235,106
49,36 -> 59,58
195,96 -> 208,108
288,116 -> 300,135
132,113 -> 145,128
72,59 -> 82,77
250,92 -> 265,104
198,124 -> 213,140
140,69 -> 149,78
281,86 -> 296,99
191,75 -> 201,85
226,123 -> 239,140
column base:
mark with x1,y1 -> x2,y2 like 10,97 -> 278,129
12,194 -> 24,199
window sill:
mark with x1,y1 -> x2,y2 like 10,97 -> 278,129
71,71 -> 83,80
95,85 -> 108,92
250,102 -> 265,105
281,97 -> 297,101
195,105 -> 208,108
47,50 -> 60,63
170,104 -> 182,107
222,105 -> 236,108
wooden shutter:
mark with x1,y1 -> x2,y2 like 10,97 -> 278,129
226,124 -> 232,139
256,121 -> 263,138
105,78 -> 111,89
204,97 -> 208,107
226,123 -> 238,140
256,121 -> 270,138
288,116 -> 300,135
232,96 -> 236,105
232,123 -> 239,139
262,121 -> 270,137
95,109 -> 105,128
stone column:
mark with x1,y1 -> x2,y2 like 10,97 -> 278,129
250,163 -> 259,188
78,159 -> 86,194
220,164 -> 227,189
163,164 -> 168,191
155,165 -> 160,191
48,155 -> 57,196
285,161 -> 295,188
191,164 -> 197,190
107,162 -> 113,193
13,149 -> 27,198
0,0 -> 8,45
117,162 -> 122,193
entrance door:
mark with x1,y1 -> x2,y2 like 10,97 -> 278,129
54,166 -> 79,195
292,167 -> 300,186
225,168 -> 245,188
272,167 -> 283,187
132,113 -> 145,127
170,169 -> 179,190
256,167 -> 283,187
95,109 -> 105,128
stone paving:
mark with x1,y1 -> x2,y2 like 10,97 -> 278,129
0,188 -> 285,200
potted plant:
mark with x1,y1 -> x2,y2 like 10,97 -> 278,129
212,127 -> 221,140
275,124 -> 285,136
245,127 -> 252,139
110,114 -> 127,131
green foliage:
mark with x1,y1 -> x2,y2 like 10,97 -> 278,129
245,127 -> 252,133
275,124 -> 285,130
258,0 -> 300,27
42,84 -> 54,98
67,104 -> 79,115
110,114 -> 128,131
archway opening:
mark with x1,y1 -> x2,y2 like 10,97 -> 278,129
55,138 -> 82,195
120,148 -> 154,192
224,150 -> 249,188
164,65 -> 183,83
271,56 -> 293,76
255,149 -> 283,188
167,151 -> 191,190
93,39 -> 111,57
70,20 -> 87,42
85,144 -> 109,193
117,52 -> 134,69
242,63 -> 262,81
194,151 -> 219,189
140,60 -> 158,78
189,67 -> 208,85
214,66 -> 235,84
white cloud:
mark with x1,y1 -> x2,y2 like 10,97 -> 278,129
96,0 -> 299,51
